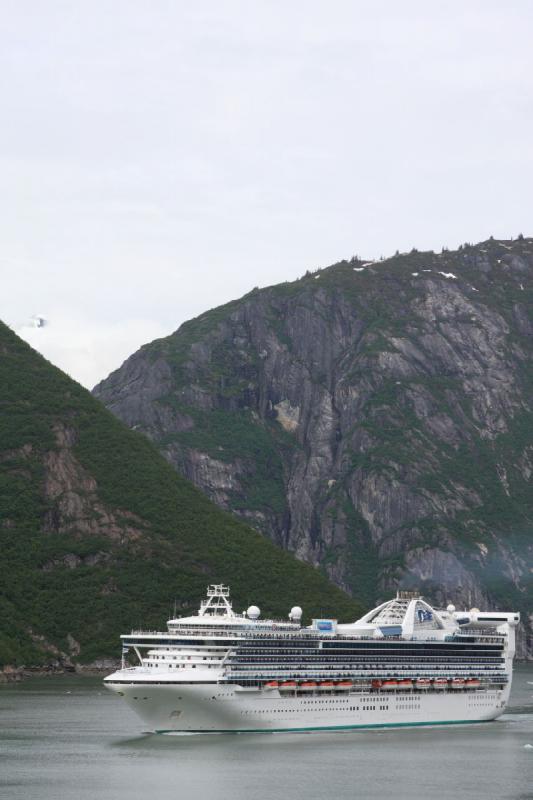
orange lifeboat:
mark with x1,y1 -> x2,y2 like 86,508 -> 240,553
433,678 -> 448,689
264,681 -> 279,689
371,679 -> 382,689
336,680 -> 353,689
300,681 -> 317,690
451,678 -> 465,689
398,679 -> 413,689
381,680 -> 398,691
415,678 -> 431,689
279,680 -> 297,689
466,678 -> 480,689
319,681 -> 335,688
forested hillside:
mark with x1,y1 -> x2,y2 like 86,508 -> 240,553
0,321 -> 361,670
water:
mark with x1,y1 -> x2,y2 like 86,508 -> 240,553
1,666 -> 533,800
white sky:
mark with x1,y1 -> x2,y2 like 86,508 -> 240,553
2,1 -> 532,388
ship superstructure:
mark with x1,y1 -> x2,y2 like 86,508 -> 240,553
104,585 -> 519,733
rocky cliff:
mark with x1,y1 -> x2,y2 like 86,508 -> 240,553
0,321 -> 361,668
94,238 -> 533,656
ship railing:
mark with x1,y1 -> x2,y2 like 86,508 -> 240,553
219,675 -> 508,688
130,630 -> 163,635
238,632 -> 505,646
234,662 -> 489,670
119,667 -> 151,673
225,673 -> 507,681
224,669 -> 508,678
224,660 -> 506,670
129,628 -> 241,638
223,669 -> 509,681
128,628 -> 506,643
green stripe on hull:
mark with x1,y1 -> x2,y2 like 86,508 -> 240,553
155,719 -> 492,734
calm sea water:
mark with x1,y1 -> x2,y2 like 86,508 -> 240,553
1,665 -> 532,800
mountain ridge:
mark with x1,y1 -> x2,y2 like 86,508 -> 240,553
94,238 -> 533,657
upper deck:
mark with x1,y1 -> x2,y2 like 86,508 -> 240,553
122,585 -> 518,644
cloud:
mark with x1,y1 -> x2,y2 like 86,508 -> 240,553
2,1 -> 532,388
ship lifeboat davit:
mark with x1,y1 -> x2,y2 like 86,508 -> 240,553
264,681 -> 279,689
466,678 -> 480,689
451,678 -> 466,689
381,680 -> 398,691
336,680 -> 353,689
279,680 -> 297,690
299,681 -> 317,690
398,679 -> 413,690
415,678 -> 431,689
432,678 -> 448,689
319,681 -> 335,688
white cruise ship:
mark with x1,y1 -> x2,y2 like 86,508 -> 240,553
104,585 -> 519,734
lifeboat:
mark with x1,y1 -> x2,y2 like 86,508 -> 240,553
451,678 -> 465,689
319,681 -> 335,688
398,679 -> 413,689
466,678 -> 480,689
264,681 -> 279,689
381,680 -> 398,691
336,680 -> 353,689
371,679 -> 382,689
415,678 -> 431,689
299,681 -> 317,690
279,680 -> 297,690
432,678 -> 448,689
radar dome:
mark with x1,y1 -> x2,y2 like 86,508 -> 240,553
447,604 -> 456,613
247,605 -> 260,620
289,606 -> 303,621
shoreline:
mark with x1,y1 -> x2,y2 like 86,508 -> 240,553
0,661 -> 120,683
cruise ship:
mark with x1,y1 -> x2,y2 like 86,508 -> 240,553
104,585 -> 519,734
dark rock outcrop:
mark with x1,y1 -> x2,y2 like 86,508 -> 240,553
94,239 -> 533,656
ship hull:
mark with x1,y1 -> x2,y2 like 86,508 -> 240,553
105,681 -> 510,734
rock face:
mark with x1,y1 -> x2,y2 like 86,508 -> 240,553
95,239 -> 533,656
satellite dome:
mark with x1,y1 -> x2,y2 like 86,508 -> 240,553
247,605 -> 260,620
289,606 -> 303,621
447,604 -> 456,613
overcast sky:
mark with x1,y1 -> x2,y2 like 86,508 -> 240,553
2,1 -> 532,388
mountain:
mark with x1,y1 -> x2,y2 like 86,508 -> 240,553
94,238 -> 533,657
0,321 -> 362,671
